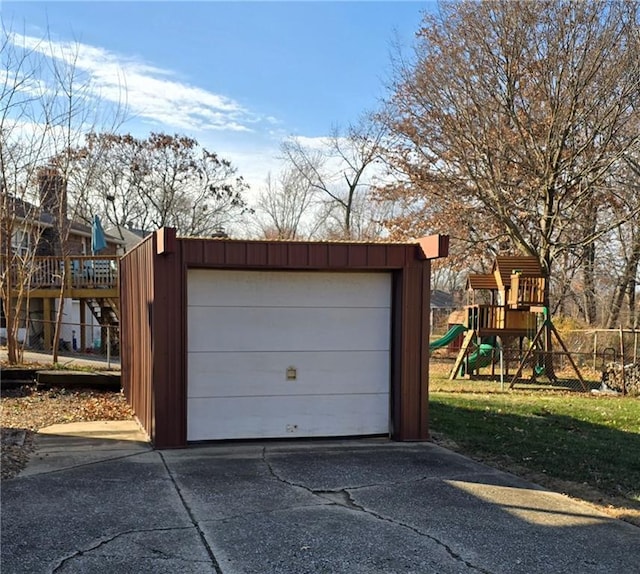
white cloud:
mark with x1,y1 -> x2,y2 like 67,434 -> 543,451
3,32 -> 384,205
294,135 -> 335,151
8,32 -> 265,134
218,147 -> 284,197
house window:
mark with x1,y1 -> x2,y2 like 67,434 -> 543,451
11,229 -> 30,256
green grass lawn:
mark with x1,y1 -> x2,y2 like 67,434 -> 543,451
428,375 -> 640,508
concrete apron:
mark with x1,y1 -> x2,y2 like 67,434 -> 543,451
2,428 -> 639,574
18,420 -> 152,477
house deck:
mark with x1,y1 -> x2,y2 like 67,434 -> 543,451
3,255 -> 119,352
24,255 -> 119,298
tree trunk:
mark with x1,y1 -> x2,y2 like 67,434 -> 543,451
5,278 -> 17,365
582,242 -> 597,325
541,249 -> 557,380
628,276 -> 637,329
51,267 -> 66,364
608,283 -> 627,329
607,234 -> 640,328
3,231 -> 18,364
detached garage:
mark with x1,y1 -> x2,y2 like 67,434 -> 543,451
120,228 -> 448,448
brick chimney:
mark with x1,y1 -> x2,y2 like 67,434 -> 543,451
38,166 -> 67,219
36,167 -> 67,256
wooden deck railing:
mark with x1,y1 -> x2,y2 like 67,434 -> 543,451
466,305 -> 505,330
5,256 -> 119,291
466,304 -> 537,333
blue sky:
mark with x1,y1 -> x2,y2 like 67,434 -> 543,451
2,1 -> 434,190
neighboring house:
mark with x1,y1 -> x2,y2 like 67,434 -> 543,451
430,289 -> 455,331
105,225 -> 151,253
1,168 -> 124,352
6,196 -> 123,258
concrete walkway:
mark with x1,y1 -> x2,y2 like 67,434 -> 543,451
0,349 -> 120,370
1,423 -> 638,573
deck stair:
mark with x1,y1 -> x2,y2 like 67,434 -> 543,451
86,297 -> 120,351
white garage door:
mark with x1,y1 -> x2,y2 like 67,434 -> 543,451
187,270 -> 391,441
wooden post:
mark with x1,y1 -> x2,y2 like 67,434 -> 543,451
43,298 -> 52,351
549,322 -> 587,391
79,302 -> 86,352
509,322 -> 546,388
593,331 -> 598,371
450,330 -> 475,380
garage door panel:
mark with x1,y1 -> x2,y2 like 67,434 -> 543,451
188,270 -> 391,308
187,269 -> 392,441
188,307 -> 390,353
188,351 -> 389,398
187,394 -> 389,441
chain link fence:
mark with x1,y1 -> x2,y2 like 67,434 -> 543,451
6,314 -> 639,394
1,318 -> 119,368
430,327 -> 640,394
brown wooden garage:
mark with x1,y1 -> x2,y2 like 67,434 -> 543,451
120,228 -> 448,448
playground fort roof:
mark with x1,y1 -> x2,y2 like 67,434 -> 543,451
466,274 -> 499,290
492,256 -> 543,288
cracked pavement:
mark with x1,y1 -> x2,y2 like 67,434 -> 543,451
2,436 -> 639,573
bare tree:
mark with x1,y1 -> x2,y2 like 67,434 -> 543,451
604,156 -> 640,328
254,167 -> 321,240
1,24 -> 56,363
0,23 -> 127,363
281,115 -> 386,239
64,132 -> 252,237
379,0 -> 640,308
43,35 -> 128,363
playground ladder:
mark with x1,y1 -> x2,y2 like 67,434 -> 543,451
449,330 -> 476,380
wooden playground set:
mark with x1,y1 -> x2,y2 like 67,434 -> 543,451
429,255 -> 586,389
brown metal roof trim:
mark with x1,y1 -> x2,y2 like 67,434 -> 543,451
182,236 -> 411,245
121,227 -> 448,448
176,233 -> 449,250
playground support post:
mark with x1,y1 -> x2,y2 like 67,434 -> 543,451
548,321 -> 587,390
509,311 -> 587,391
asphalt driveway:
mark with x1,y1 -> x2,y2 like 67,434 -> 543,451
2,423 -> 638,573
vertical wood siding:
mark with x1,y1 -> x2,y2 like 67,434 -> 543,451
122,232 -> 442,448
